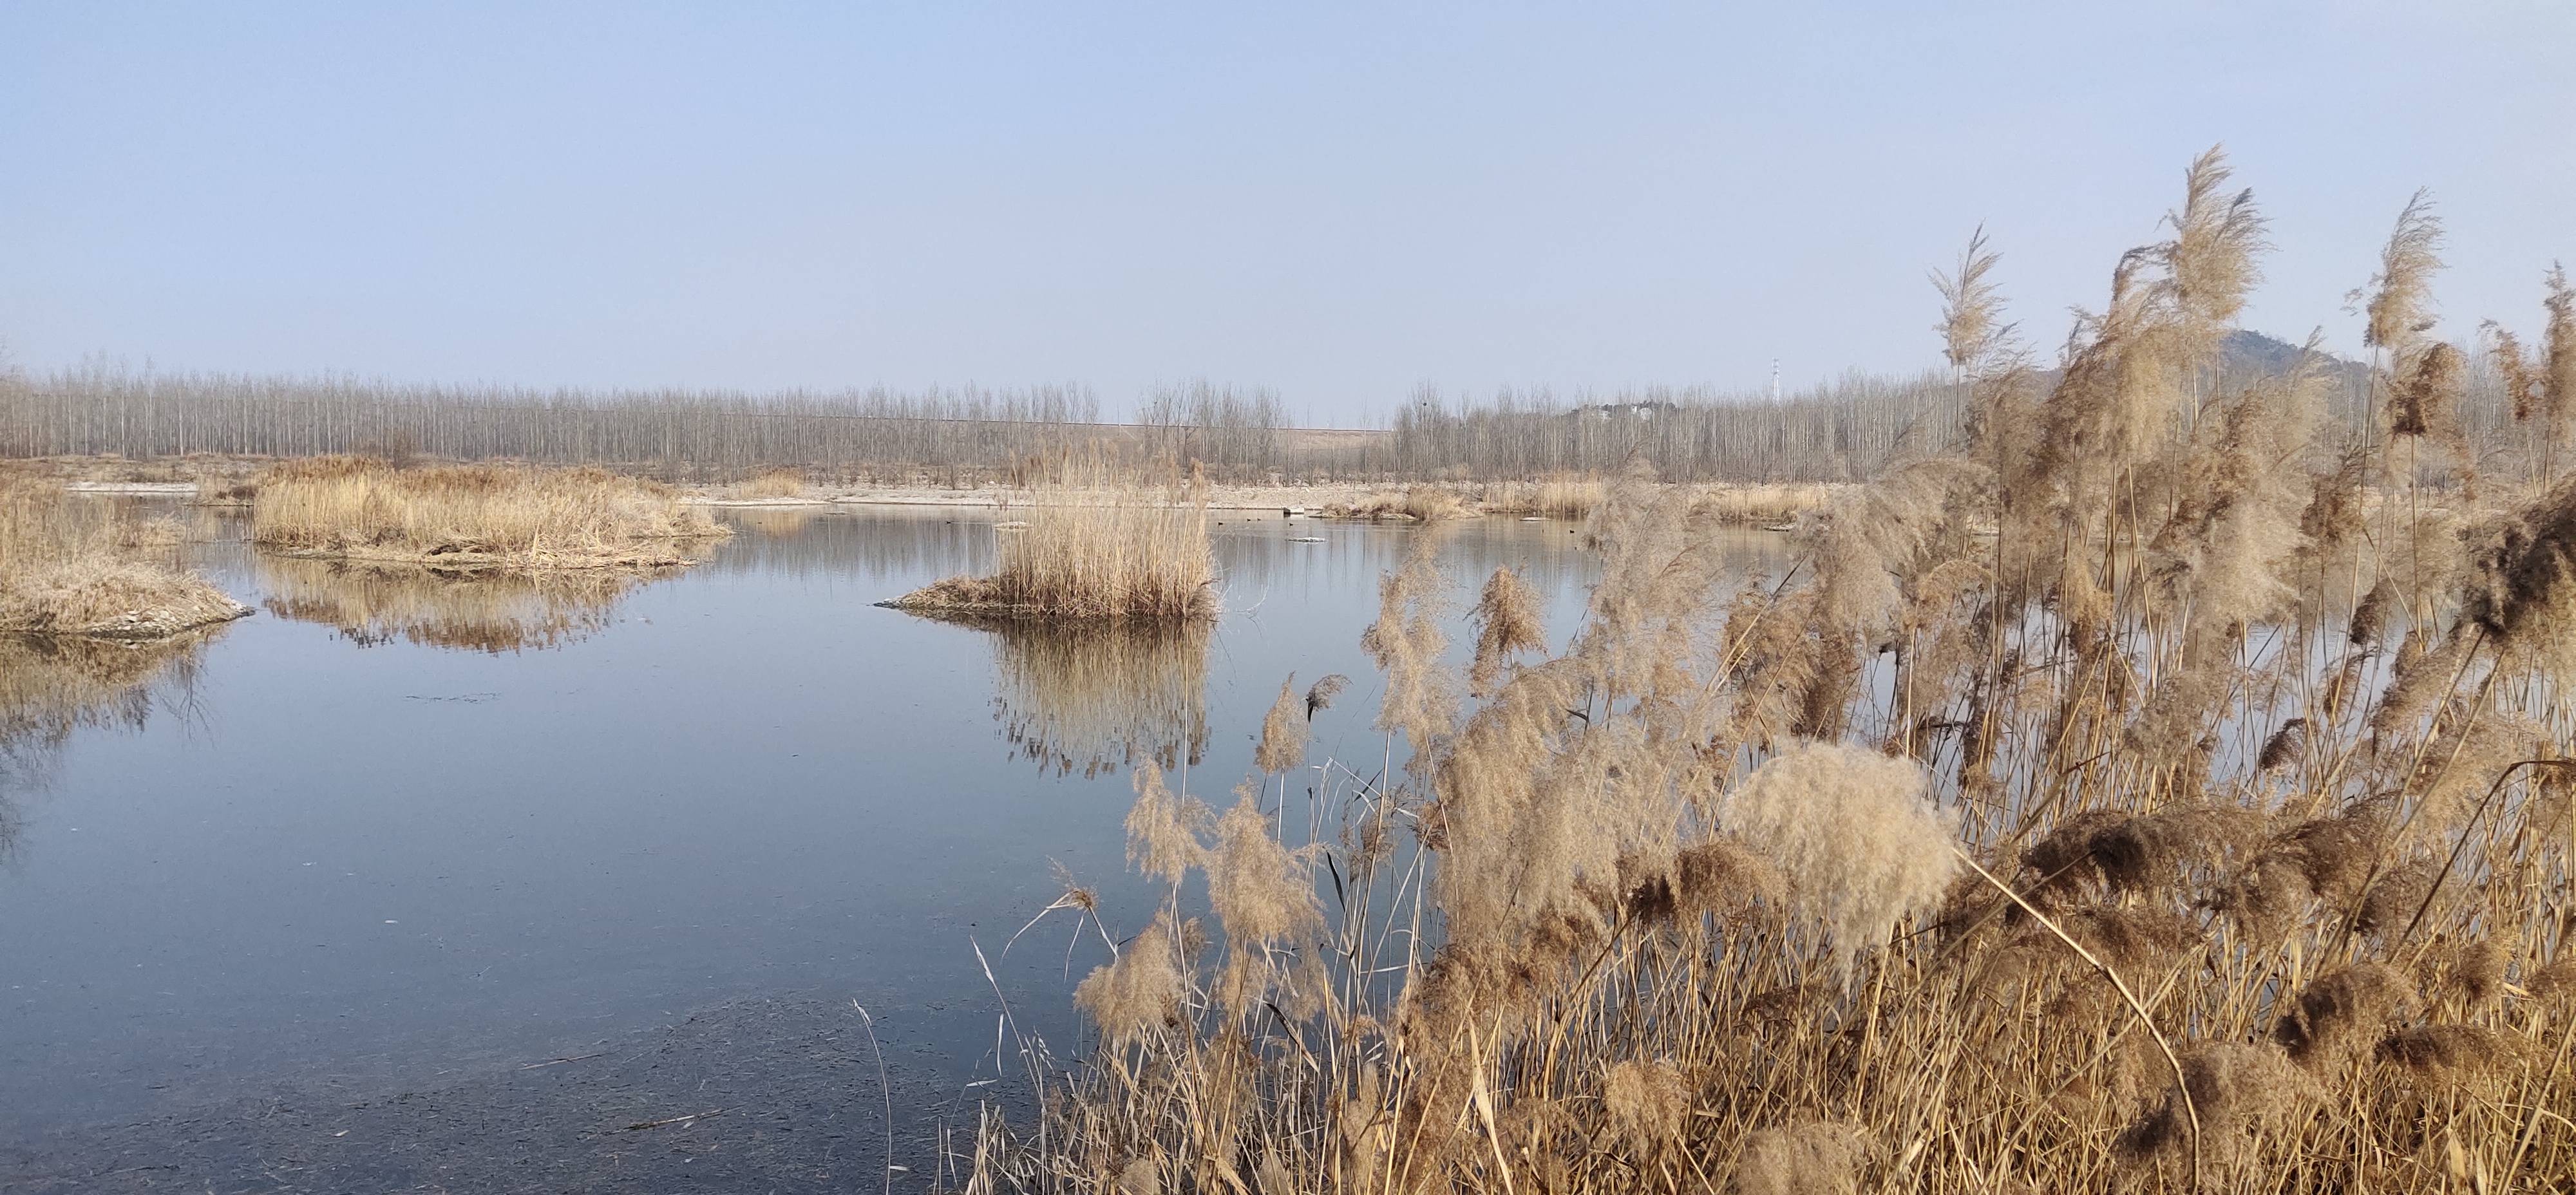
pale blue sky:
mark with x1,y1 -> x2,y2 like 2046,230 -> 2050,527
3,2 -> 2570,422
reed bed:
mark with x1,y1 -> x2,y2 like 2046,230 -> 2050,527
1696,480 -> 1839,527
0,474 -> 247,639
894,469 -> 1217,620
1479,476 -> 1609,520
739,468 -> 811,500
249,456 -> 724,568
954,150 -> 2576,1194
1320,487 -> 1477,522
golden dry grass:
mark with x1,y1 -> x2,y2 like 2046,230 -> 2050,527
1694,480 -> 1837,526
0,474 -> 248,639
1479,475 -> 1607,520
249,456 -> 724,568
740,468 -> 810,500
893,466 -> 1215,620
1321,487 -> 1476,522
956,149 -> 2576,1195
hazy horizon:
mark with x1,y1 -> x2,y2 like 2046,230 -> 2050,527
5,2 -> 2571,424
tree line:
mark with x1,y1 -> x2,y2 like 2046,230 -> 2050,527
0,343 -> 2533,485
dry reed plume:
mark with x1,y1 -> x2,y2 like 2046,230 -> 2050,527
950,148 -> 2576,1195
249,456 -> 724,569
894,461 -> 1216,620
0,473 -> 247,639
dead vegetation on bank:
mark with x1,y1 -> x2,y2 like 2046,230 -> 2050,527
955,149 -> 2576,1194
1319,487 -> 1477,523
892,465 -> 1217,621
249,456 -> 724,569
1477,476 -> 1607,520
0,475 -> 248,639
1322,480 -> 1832,525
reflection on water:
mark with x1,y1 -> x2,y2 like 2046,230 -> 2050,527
4,503 -> 1765,1143
712,507 -> 994,581
971,616 -> 1211,777
256,557 -> 676,654
0,630 -> 218,861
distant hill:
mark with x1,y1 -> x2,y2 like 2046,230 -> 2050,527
2222,329 -> 2374,391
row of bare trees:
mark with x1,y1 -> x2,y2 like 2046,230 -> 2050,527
0,341 -> 2539,484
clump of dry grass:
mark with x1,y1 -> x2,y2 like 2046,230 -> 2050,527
1694,481 -> 1837,526
739,468 -> 809,500
894,466 -> 1215,620
1320,487 -> 1474,522
1480,475 -> 1607,520
250,456 -> 723,568
954,149 -> 2576,1195
0,475 -> 248,639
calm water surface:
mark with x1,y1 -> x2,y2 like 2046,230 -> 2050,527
0,505 -> 1785,1140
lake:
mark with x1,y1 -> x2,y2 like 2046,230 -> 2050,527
3,503 -> 1788,1183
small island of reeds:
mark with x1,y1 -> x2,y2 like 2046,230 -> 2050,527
249,456 -> 726,569
0,475 -> 249,640
890,467 -> 1216,620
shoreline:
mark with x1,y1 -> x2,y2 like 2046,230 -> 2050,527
16,457 -> 1843,522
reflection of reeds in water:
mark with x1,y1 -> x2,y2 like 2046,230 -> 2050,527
978,616 -> 1211,778
0,629 -> 220,859
256,557 -> 663,654
724,507 -> 820,540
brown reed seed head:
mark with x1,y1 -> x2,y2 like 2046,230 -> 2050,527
2376,1024 -> 2526,1084
2117,1042 -> 2313,1174
1303,672 -> 1347,719
2388,341 -> 2464,442
1253,676 -> 1307,774
2273,962 -> 2421,1069
2460,478 -> 2576,679
1720,742 -> 1957,964
1074,914 -> 1186,1044
1467,566 -> 1546,695
2159,145 -> 2269,353
2363,191 -> 2443,353
2413,939 -> 2506,1010
1123,759 -> 1207,885
1933,226 -> 2012,376
1206,794 -> 1320,950
2486,322 -> 2541,423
